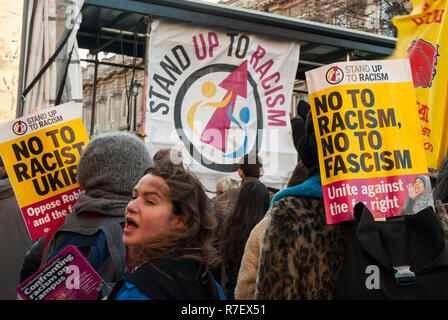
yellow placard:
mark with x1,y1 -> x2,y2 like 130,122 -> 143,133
311,82 -> 428,185
305,59 -> 433,224
0,103 -> 89,240
0,118 -> 88,208
390,0 -> 448,169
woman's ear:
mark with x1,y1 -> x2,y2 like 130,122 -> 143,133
172,213 -> 187,229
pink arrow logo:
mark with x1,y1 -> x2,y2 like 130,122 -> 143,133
201,61 -> 248,152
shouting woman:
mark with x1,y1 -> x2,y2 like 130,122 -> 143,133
108,166 -> 225,300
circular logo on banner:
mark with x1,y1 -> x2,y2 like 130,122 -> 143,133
326,66 -> 344,84
174,62 -> 263,172
12,120 -> 27,136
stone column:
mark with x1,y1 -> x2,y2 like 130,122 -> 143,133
0,0 -> 24,124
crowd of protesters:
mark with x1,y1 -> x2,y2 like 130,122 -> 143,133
2,99 -> 448,300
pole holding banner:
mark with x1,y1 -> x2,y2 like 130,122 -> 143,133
140,16 -> 152,137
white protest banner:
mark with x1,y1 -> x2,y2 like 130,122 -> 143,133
145,18 -> 300,191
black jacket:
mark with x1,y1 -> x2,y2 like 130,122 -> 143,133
335,203 -> 448,300
109,258 -> 222,300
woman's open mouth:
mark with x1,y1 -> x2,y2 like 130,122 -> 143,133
124,216 -> 138,232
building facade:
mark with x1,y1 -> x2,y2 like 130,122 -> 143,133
220,0 -> 412,37
0,0 -> 24,125
82,54 -> 144,137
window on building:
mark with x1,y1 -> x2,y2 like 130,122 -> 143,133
380,0 -> 395,37
136,90 -> 143,126
335,13 -> 347,27
82,104 -> 90,130
108,96 -> 113,123
113,95 -> 121,127
95,102 -> 100,127
365,4 -> 380,31
122,88 -> 128,119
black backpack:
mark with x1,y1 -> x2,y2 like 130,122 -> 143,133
335,202 -> 448,300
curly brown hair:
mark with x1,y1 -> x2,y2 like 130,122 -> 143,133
131,166 -> 218,270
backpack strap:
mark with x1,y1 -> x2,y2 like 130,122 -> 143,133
99,223 -> 127,283
108,279 -> 126,300
41,212 -> 126,283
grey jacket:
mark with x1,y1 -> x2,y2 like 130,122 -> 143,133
0,178 -> 32,299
